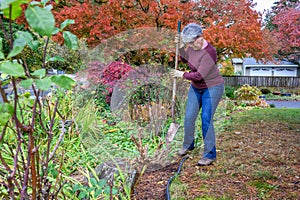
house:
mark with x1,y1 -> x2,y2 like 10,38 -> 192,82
231,58 -> 243,75
232,57 -> 300,77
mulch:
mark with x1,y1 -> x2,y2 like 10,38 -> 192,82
131,162 -> 179,200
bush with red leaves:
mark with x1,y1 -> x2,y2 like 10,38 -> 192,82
86,61 -> 133,104
100,61 -> 133,86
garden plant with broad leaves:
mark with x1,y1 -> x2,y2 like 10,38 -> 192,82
0,0 -> 78,199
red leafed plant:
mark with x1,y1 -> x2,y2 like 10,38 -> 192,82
86,61 -> 133,103
100,61 -> 133,86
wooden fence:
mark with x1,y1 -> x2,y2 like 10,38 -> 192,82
223,76 -> 300,88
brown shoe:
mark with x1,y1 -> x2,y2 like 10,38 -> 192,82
177,148 -> 193,156
197,158 -> 215,166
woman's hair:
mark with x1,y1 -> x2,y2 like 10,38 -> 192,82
181,23 -> 203,44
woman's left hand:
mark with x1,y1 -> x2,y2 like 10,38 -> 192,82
170,69 -> 184,78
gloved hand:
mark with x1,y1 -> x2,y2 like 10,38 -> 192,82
170,69 -> 184,78
175,35 -> 185,49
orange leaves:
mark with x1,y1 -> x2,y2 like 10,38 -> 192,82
52,0 -> 197,48
52,1 -> 100,44
49,0 -> 280,61
195,0 -> 274,60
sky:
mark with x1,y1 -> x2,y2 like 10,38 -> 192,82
252,0 -> 277,13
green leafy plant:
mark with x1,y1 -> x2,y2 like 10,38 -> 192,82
224,86 -> 238,99
72,167 -> 118,200
0,17 -> 26,56
22,38 -> 84,73
0,0 -> 78,199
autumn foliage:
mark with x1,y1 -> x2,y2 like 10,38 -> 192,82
52,0 -> 196,47
49,0 -> 278,61
196,0 -> 277,60
13,0 -> 295,62
266,0 -> 300,61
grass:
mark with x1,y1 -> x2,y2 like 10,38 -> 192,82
169,175 -> 189,199
252,170 -> 277,180
249,180 -> 277,199
54,84 -> 300,199
195,170 -> 211,180
3,82 -> 298,199
194,196 -> 233,200
229,108 -> 300,127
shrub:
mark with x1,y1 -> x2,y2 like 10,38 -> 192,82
270,103 -> 276,108
22,41 -> 43,71
234,84 -> 262,100
260,88 -> 271,94
121,48 -> 172,66
219,58 -> 235,76
22,38 -> 86,73
46,39 -> 87,73
85,61 -> 133,104
225,86 -> 238,99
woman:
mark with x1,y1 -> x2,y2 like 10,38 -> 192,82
171,23 -> 224,166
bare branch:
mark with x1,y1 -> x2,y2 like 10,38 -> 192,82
42,38 -> 50,69
20,54 -> 32,78
0,153 -> 12,174
49,125 -> 66,161
0,124 -> 7,141
0,84 -> 9,103
8,5 -> 13,51
0,153 -> 15,199
0,15 -> 10,42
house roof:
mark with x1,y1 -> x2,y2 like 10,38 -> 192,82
242,57 -> 299,68
232,58 -> 243,63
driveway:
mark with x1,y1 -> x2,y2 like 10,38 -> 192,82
267,100 -> 300,108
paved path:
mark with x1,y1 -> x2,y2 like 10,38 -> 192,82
267,100 -> 300,108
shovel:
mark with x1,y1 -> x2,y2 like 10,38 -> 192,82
166,21 -> 181,144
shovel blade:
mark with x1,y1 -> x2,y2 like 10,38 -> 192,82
166,122 -> 180,144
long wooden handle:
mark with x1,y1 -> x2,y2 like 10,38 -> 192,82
171,21 -> 181,122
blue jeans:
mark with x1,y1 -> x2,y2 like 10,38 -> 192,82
183,84 -> 224,159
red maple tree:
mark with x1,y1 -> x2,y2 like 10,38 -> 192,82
52,0 -> 277,61
14,0 -> 278,62
268,0 -> 300,62
195,0 -> 279,60
52,0 -> 196,47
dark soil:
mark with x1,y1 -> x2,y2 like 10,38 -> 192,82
131,162 -> 179,199
131,113 -> 300,199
